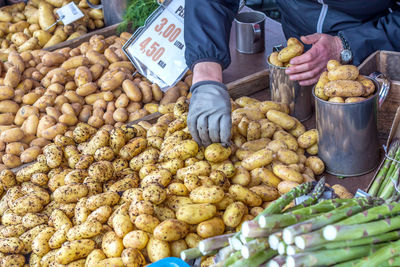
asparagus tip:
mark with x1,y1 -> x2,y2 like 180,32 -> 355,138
283,228 -> 295,245
278,242 -> 286,255
240,245 -> 251,259
286,245 -> 297,255
294,236 -> 305,250
269,234 -> 281,250
258,215 -> 267,228
323,225 -> 337,241
286,256 -> 295,267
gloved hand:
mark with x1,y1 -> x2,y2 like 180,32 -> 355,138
187,81 -> 232,147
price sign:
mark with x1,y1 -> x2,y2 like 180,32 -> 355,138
123,0 -> 187,90
56,2 -> 84,25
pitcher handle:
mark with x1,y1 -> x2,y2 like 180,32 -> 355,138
86,0 -> 102,9
253,23 -> 261,42
369,71 -> 390,108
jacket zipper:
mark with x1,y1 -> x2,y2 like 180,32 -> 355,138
316,0 -> 328,33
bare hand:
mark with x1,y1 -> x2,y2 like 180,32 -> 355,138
285,33 -> 343,86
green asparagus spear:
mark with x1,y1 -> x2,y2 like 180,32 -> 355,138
283,197 -> 379,244
369,140 -> 399,196
199,234 -> 234,254
380,257 -> 400,267
228,249 -> 277,267
323,215 -> 400,242
378,143 -> 400,196
223,251 -> 242,267
288,177 -> 326,210
380,168 -> 400,199
286,245 -> 384,267
354,239 -> 400,267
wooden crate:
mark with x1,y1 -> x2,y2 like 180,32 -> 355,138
359,50 -> 400,140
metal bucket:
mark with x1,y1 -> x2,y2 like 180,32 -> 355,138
86,0 -> 127,26
234,11 -> 266,54
267,57 -> 313,122
313,77 -> 380,177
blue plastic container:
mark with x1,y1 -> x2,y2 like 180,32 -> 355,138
148,257 -> 191,267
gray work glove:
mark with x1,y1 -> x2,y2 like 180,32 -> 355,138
187,81 -> 232,147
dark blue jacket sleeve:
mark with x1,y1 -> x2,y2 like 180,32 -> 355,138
184,0 -> 239,70
340,10 -> 400,65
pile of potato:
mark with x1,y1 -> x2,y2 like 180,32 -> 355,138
0,96 -> 325,266
0,0 -> 105,58
268,37 -> 304,68
0,32 -> 191,169
314,60 -> 376,103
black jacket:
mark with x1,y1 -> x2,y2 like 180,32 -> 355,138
184,0 -> 400,69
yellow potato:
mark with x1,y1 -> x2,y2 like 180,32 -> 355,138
147,237 -> 170,263
222,201 -> 246,227
241,148 -> 273,170
298,129 -> 318,149
135,214 -> 160,234
229,184 -> 262,206
176,203 -> 216,224
273,164 -> 303,183
0,237 -> 24,253
315,71 -> 329,100
306,143 -> 318,155
328,96 -> 345,103
332,184 -> 353,199
86,249 -> 106,266
185,233 -> 202,248
153,219 -> 189,241
189,185 -> 224,204
55,239 -> 95,264
277,37 -> 304,62
278,180 -> 300,195
102,231 -> 124,258
345,97 -> 366,103
357,75 -> 376,97
86,191 -> 120,211
250,185 -> 279,201
305,156 -> 325,175
141,169 -> 172,188
327,65 -> 359,81
197,217 -> 225,238
119,137 -> 147,160
123,230 -> 149,250
327,59 -> 341,71
32,226 -> 55,256
121,248 -> 146,267
269,51 -> 283,67
324,80 -> 364,97
38,2 -> 56,32
267,110 -> 296,130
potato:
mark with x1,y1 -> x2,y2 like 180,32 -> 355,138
185,233 -> 202,248
86,249 -> 106,266
153,219 -> 189,241
250,185 -> 279,201
86,191 -> 119,211
328,65 -> 359,81
0,113 -> 14,125
223,201 -> 246,227
305,156 -> 325,175
142,183 -> 166,204
229,184 -> 262,207
189,185 -> 224,204
61,56 -> 89,70
272,164 -> 303,183
101,231 -> 124,258
278,180 -> 300,195
0,169 -> 16,189
0,10 -> 12,22
277,149 -> 299,164
55,239 -> 95,264
0,237 -> 24,253
327,59 -> 341,71
52,183 -> 88,203
122,79 -> 142,102
203,143 -> 231,163
196,217 -> 225,239
32,226 -> 55,256
269,51 -> 283,67
241,148 -> 273,170
43,143 -> 62,168
133,214 -> 159,234
332,184 -> 353,199
147,237 -> 170,263
345,97 -> 366,103
123,230 -> 149,250
324,80 -> 364,97
357,75 -> 375,97
161,140 -> 199,161
315,71 -> 329,100
119,137 -> 147,160
231,166 -> 251,186
297,129 -> 318,149
67,220 -> 102,241
277,37 -> 304,62
170,239 -> 188,258
176,203 -> 216,224
121,248 -> 146,267
267,110 -> 295,130
1,254 -> 25,267
38,2 -> 56,32
328,96 -> 345,103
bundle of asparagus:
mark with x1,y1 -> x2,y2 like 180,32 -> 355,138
368,139 -> 400,200
180,181 -> 400,267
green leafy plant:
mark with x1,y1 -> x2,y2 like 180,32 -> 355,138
118,0 -> 160,33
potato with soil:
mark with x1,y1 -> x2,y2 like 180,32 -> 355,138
153,219 -> 189,241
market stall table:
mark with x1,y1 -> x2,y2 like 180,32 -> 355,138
223,15 -> 385,194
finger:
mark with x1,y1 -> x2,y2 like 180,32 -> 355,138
219,114 -> 232,147
197,114 -> 212,147
289,48 -> 318,65
299,76 -> 320,86
286,61 -> 318,75
187,112 -> 201,146
300,34 -> 321,45
288,65 -> 325,82
208,114 -> 221,144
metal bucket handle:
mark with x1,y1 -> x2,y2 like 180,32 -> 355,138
368,71 -> 391,108
86,0 -> 102,9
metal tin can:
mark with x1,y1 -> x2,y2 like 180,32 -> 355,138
313,77 -> 380,176
267,57 -> 313,122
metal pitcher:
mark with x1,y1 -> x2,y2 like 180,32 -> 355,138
234,11 -> 266,54
86,0 -> 127,26
314,77 -> 381,177
267,56 -> 313,122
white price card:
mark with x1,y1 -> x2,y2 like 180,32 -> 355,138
56,2 -> 84,25
123,0 -> 187,90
